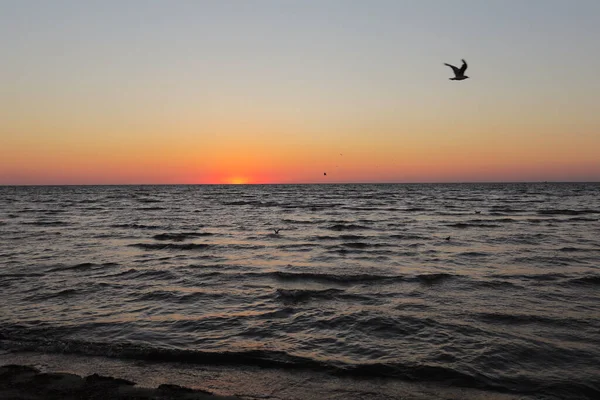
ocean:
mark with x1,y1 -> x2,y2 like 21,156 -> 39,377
1,183 -> 599,399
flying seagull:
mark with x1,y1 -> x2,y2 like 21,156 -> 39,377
273,229 -> 281,234
444,59 -> 469,80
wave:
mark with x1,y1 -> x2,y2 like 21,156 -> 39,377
558,246 -> 596,253
567,217 -> 598,222
288,203 -> 343,210
522,217 -> 600,224
129,243 -> 212,251
76,199 -> 98,204
14,209 -> 37,214
0,333 -> 323,373
404,207 -> 428,212
511,255 -> 575,267
339,234 -> 366,240
227,244 -> 267,250
222,200 -> 279,207
326,224 -> 372,231
389,233 -> 428,240
23,220 -> 68,227
265,271 -> 404,285
311,235 -> 340,241
446,222 -> 501,228
135,289 -> 217,303
415,273 -> 456,285
152,232 -> 213,241
23,288 -> 84,301
537,209 -> 598,216
0,272 -> 46,279
489,272 -> 570,283
281,219 -> 316,225
488,207 -> 525,214
563,275 -> 600,286
184,269 -> 407,286
275,288 -> 350,303
46,262 -> 118,273
263,271 -> 458,286
458,251 -> 489,257
109,268 -> 178,281
275,243 -> 314,251
325,247 -> 390,256
340,206 -> 384,211
136,198 -> 162,203
472,279 -> 521,289
341,242 -> 371,249
43,209 -> 67,215
111,223 -> 162,230
474,217 -> 515,223
255,271 -> 463,285
460,217 -> 518,224
475,311 -> 585,327
82,206 -> 105,211
106,268 -> 139,277
2,331 -> 595,398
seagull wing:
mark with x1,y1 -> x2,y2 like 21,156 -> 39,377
459,59 -> 468,75
444,63 -> 460,77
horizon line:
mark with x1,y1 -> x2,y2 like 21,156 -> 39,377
1,180 -> 599,187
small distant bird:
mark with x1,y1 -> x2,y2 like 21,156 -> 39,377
475,210 -> 481,214
444,59 -> 469,80
324,172 -> 327,176
445,236 -> 451,241
273,229 -> 281,234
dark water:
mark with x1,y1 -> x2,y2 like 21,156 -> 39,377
1,183 -> 599,399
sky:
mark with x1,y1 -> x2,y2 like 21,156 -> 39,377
1,0 -> 599,184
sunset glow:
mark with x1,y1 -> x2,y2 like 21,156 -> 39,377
1,1 -> 599,185
228,177 -> 250,185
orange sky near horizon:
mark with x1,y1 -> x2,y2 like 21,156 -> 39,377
2,110 -> 599,185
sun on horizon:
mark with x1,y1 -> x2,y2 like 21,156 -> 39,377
227,177 -> 250,185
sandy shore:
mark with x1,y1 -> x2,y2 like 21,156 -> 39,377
0,364 -> 238,400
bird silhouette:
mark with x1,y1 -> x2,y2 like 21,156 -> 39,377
445,236 -> 451,241
273,229 -> 281,234
324,172 -> 327,176
444,59 -> 469,80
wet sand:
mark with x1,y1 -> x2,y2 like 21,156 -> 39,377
0,364 -> 238,400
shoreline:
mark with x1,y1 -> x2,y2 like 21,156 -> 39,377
1,363 -> 236,400
0,351 -> 533,400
